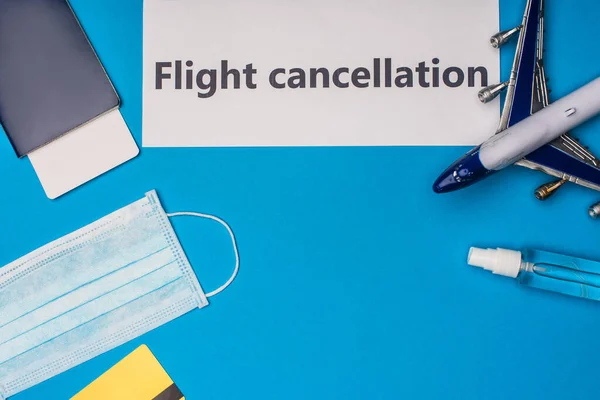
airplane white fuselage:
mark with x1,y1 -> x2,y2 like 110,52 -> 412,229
480,77 -> 600,170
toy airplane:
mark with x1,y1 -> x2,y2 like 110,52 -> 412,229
432,0 -> 600,218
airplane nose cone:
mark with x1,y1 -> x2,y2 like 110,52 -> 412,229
433,172 -> 460,193
432,146 -> 493,193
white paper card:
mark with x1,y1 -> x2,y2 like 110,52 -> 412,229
143,0 -> 499,147
29,110 -> 139,199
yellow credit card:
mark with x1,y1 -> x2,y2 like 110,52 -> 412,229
71,345 -> 184,400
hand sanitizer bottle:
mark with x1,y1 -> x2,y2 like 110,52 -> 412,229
468,247 -> 600,300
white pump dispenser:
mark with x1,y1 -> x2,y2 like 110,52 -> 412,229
468,247 -> 523,278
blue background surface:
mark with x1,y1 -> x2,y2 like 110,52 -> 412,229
2,0 -> 600,398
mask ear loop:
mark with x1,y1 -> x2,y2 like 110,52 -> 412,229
167,212 -> 239,298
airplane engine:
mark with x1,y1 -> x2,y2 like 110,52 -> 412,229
589,202 -> 600,219
478,81 -> 508,103
490,26 -> 522,48
534,179 -> 566,201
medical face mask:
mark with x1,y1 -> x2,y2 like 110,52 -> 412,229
0,190 -> 239,400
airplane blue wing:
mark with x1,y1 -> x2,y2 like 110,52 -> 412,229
524,144 -> 600,188
501,0 -> 600,190
505,0 -> 541,127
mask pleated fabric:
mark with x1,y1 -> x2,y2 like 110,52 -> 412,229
0,190 -> 210,399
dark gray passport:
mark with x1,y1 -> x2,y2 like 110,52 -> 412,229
0,0 -> 119,157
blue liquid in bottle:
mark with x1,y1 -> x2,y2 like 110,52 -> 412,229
468,247 -> 600,301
